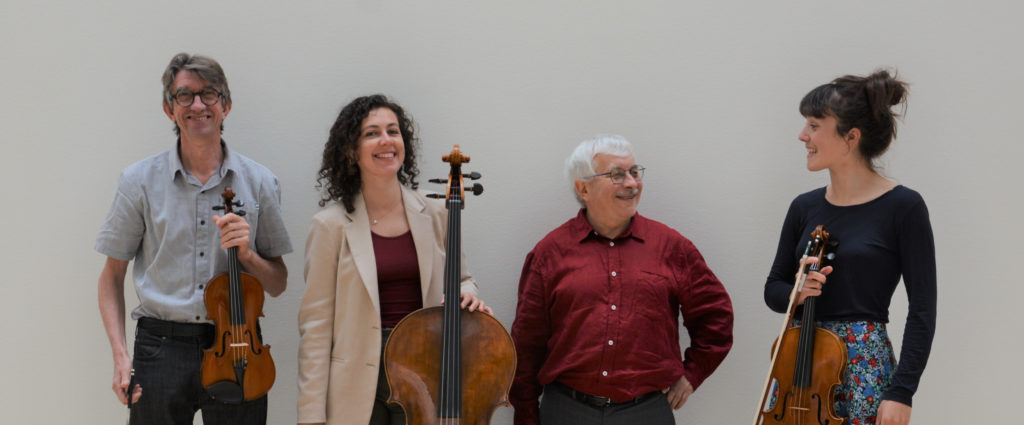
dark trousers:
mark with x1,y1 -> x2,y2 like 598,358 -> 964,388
128,318 -> 267,425
369,328 -> 406,425
539,383 -> 674,425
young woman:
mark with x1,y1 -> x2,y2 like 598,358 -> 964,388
764,70 -> 936,425
297,94 -> 490,425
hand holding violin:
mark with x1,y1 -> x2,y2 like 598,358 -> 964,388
213,212 -> 252,259
796,256 -> 833,306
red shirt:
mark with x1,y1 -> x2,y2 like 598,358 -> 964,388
372,231 -> 423,328
510,210 -> 733,425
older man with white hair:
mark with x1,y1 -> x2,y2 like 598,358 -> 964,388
510,135 -> 734,425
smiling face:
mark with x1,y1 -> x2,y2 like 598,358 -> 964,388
356,107 -> 405,181
162,70 -> 229,143
576,153 -> 642,232
798,114 -> 861,172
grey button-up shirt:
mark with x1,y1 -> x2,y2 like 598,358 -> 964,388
95,142 -> 293,323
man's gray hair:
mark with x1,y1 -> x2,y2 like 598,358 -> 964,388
564,134 -> 635,207
161,53 -> 231,135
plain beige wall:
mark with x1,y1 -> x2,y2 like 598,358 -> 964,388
1,0 -> 1020,423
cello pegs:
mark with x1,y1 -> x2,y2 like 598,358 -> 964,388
463,172 -> 481,180
470,183 -> 484,196
426,193 -> 445,199
429,178 -> 448,184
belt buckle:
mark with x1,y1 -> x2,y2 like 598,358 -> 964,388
589,394 -> 613,407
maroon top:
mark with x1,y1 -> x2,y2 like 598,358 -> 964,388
372,231 -> 423,328
510,210 -> 734,425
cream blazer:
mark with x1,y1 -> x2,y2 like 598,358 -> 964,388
297,187 -> 478,425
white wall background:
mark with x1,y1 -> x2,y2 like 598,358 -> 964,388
1,0 -> 1020,423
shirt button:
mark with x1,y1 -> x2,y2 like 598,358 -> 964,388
609,241 -> 615,247
195,316 -> 201,320
611,305 -> 617,310
199,252 -> 204,257
200,219 -> 206,225
602,371 -> 608,376
611,271 -> 616,277
199,284 -> 204,290
608,340 -> 614,345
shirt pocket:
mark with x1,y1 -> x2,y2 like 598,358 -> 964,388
632,270 -> 674,322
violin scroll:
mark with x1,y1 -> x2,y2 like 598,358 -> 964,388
212,187 -> 246,217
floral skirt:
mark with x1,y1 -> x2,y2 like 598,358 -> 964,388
817,320 -> 897,425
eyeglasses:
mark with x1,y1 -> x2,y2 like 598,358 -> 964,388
583,165 -> 645,184
171,87 -> 223,107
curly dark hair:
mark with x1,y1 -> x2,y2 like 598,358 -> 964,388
800,69 -> 908,170
316,94 -> 420,212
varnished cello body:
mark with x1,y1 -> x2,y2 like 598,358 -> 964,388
384,145 -> 516,425
200,187 -> 275,403
755,226 -> 846,425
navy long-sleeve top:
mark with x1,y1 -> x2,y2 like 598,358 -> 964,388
764,185 -> 936,406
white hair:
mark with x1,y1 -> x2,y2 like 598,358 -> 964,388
564,134 -> 635,207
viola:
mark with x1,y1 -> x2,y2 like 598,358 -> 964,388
200,187 -> 275,403
383,145 -> 516,424
755,225 -> 846,425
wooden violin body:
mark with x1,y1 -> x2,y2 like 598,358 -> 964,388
755,225 -> 846,425
760,326 -> 846,425
200,187 -> 275,403
383,145 -> 516,424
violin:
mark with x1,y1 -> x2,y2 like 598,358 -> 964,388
383,145 -> 516,424
200,187 -> 275,403
755,225 -> 846,425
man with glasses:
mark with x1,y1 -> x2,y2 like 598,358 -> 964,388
510,135 -> 733,425
95,53 -> 292,425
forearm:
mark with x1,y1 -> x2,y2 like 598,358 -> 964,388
239,253 -> 288,297
98,258 -> 130,362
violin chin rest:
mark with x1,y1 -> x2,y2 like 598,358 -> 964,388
205,381 -> 245,404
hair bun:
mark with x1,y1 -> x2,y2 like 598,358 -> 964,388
865,69 -> 908,112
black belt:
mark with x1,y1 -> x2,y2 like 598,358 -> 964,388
551,381 -> 660,408
137,317 -> 214,338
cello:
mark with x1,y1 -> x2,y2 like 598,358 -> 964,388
383,145 -> 517,425
200,187 -> 276,403
754,225 -> 846,425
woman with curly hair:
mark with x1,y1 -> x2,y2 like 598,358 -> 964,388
764,70 -> 936,425
297,94 -> 491,425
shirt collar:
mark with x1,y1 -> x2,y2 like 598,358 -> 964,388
168,139 -> 235,179
569,208 -> 647,243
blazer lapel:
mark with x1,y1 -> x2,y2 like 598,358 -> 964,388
345,193 -> 381,314
403,187 -> 437,305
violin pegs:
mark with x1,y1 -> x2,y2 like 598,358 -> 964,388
236,210 -> 246,217
470,183 -> 484,196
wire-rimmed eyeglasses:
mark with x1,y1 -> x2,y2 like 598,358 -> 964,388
583,165 -> 645,184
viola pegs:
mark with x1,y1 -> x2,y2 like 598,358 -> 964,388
470,183 -> 483,196
429,178 -> 448,184
463,172 -> 481,180
236,210 -> 246,217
